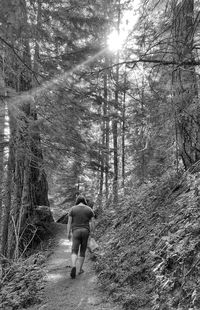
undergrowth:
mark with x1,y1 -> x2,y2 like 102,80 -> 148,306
95,170 -> 200,309
0,230 -> 56,310
0,253 -> 45,309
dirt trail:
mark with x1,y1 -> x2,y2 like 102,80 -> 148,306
29,223 -> 121,310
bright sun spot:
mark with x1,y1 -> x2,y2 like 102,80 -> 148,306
107,30 -> 124,52
107,0 -> 140,52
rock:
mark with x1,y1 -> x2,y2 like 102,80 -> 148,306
35,206 -> 54,223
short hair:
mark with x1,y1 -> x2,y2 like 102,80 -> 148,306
75,195 -> 87,205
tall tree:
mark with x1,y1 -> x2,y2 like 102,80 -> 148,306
112,1 -> 121,205
0,68 -> 6,246
0,0 -> 52,257
172,0 -> 200,169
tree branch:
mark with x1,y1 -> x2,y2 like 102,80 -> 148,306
121,58 -> 200,67
0,36 -> 43,83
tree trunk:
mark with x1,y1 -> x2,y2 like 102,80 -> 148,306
104,65 -> 110,200
112,75 -> 118,204
5,0 -> 50,257
121,71 -> 126,189
1,150 -> 13,257
14,155 -> 30,259
1,112 -> 14,256
98,134 -> 104,205
0,70 -> 6,245
112,2 -> 121,205
33,0 -> 42,86
172,0 -> 200,169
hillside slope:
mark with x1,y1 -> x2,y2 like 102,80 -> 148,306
95,170 -> 200,310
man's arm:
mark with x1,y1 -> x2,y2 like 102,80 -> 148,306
89,217 -> 96,236
67,215 -> 72,239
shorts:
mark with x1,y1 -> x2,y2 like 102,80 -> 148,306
72,228 -> 89,257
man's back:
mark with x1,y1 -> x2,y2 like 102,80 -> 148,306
69,203 -> 94,231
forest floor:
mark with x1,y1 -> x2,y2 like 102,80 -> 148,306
27,222 -> 122,310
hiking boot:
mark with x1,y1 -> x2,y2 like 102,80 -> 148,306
70,267 -> 76,279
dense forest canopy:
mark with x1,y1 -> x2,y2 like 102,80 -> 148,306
0,0 -> 200,259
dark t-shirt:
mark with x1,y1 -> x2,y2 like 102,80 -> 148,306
69,203 -> 94,232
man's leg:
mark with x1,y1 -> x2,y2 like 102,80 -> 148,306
79,256 -> 85,273
79,229 -> 89,274
72,253 -> 78,267
70,230 -> 80,279
70,253 -> 77,279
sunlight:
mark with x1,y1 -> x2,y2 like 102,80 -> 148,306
58,238 -> 72,253
9,2 -> 142,111
107,0 -> 140,53
60,238 -> 72,247
107,30 -> 124,52
46,273 -> 64,282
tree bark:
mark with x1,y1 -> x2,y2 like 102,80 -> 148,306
3,0 -> 51,257
0,69 -> 6,245
33,0 -> 42,86
112,70 -> 119,204
1,112 -> 14,257
112,1 -> 121,205
104,64 -> 110,200
98,134 -> 104,205
121,71 -> 126,189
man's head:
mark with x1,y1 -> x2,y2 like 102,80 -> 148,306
75,195 -> 87,205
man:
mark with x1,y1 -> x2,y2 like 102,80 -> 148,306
67,195 -> 95,279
